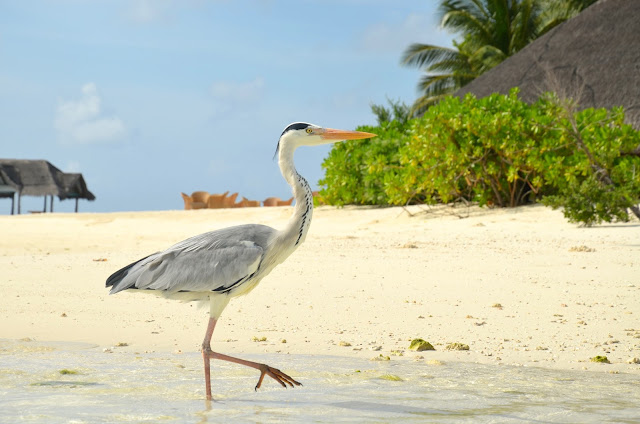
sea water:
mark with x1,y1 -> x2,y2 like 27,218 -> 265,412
0,339 -> 638,423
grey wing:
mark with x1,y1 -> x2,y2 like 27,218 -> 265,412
107,224 -> 275,295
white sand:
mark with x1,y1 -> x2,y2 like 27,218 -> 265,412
1,204 -> 639,373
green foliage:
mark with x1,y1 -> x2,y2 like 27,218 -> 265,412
319,89 -> 640,225
402,0 -> 598,114
319,101 -> 411,206
370,98 -> 411,125
402,37 -> 481,114
391,90 -> 557,207
539,100 -> 640,225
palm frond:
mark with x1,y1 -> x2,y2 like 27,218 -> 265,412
401,44 -> 462,68
469,45 -> 506,72
410,93 -> 453,116
439,0 -> 490,27
441,10 -> 493,46
402,0 -> 590,116
427,58 -> 472,73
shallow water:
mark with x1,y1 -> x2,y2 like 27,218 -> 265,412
0,339 -> 638,423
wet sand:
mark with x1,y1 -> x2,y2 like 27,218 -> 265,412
2,339 -> 639,423
1,204 -> 639,374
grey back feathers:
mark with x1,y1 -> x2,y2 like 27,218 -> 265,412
106,224 -> 276,295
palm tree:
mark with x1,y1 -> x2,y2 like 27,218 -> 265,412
539,0 -> 597,30
402,35 -> 480,115
402,0 -> 595,115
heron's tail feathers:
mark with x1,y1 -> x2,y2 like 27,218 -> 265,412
106,253 -> 155,294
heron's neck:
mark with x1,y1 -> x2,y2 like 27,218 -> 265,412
277,142 -> 314,248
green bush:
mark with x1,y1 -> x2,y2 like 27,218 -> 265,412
391,90 -> 557,207
319,89 -> 640,225
539,99 -> 640,225
319,102 -> 411,206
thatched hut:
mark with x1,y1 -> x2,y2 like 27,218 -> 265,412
455,0 -> 640,128
0,169 -> 18,214
0,159 -> 95,214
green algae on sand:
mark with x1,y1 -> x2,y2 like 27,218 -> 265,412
445,343 -> 470,351
409,339 -> 435,351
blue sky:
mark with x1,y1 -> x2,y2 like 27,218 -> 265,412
0,0 -> 454,213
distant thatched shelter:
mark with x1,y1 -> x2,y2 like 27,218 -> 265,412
455,0 -> 640,129
0,169 -> 18,214
0,159 -> 95,214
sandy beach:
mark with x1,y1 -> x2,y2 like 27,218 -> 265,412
1,204 -> 639,374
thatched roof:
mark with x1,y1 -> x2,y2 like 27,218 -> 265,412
0,168 -> 17,199
59,173 -> 96,201
0,159 -> 95,201
455,0 -> 640,128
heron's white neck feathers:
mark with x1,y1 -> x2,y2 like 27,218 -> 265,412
276,138 -> 314,250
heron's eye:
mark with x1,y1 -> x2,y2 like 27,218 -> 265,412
305,128 -> 313,134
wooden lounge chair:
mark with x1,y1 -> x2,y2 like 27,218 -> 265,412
276,197 -> 294,206
223,192 -> 239,208
181,192 -> 193,210
207,191 -> 229,209
263,197 -> 280,207
190,191 -> 209,209
245,198 -> 261,207
235,197 -> 261,208
232,197 -> 246,208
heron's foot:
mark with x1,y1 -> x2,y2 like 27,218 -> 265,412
201,347 -> 302,391
255,364 -> 302,391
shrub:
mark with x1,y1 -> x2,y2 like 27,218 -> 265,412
319,102 -> 411,206
391,90 -> 557,207
318,89 -> 640,225
539,97 -> 640,225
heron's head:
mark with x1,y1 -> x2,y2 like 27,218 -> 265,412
275,122 -> 376,157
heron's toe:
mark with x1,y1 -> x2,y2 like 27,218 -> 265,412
254,364 -> 301,390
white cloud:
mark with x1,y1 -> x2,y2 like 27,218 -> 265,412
124,0 -> 209,24
360,13 -> 453,54
211,77 -> 264,101
207,157 -> 231,177
210,77 -> 265,116
65,160 -> 81,173
55,83 -> 126,144
126,0 -> 174,23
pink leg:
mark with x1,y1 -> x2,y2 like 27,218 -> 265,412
201,317 -> 301,400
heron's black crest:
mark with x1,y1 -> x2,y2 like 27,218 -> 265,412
274,122 -> 312,159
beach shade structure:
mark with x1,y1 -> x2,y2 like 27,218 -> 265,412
263,197 -> 280,207
190,191 -> 209,209
277,197 -> 294,207
59,173 -> 96,213
455,0 -> 640,129
0,170 -> 17,215
105,123 -> 376,400
207,191 -> 230,209
0,159 -> 95,214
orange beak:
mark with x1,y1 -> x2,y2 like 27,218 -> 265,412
320,128 -> 377,141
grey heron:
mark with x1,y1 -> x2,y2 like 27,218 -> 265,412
105,122 -> 376,400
